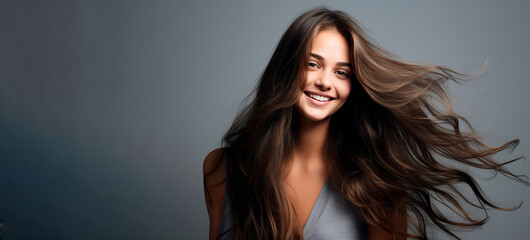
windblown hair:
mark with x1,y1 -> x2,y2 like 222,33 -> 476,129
206,7 -> 527,239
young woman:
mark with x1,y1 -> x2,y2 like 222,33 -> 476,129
203,7 -> 526,240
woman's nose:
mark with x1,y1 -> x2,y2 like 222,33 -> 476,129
315,72 -> 331,90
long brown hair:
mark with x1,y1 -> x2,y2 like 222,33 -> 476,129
208,7 -> 527,239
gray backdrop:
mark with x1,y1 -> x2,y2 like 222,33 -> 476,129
1,0 -> 529,239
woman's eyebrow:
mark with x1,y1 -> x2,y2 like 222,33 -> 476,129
310,53 -> 352,68
310,53 -> 325,61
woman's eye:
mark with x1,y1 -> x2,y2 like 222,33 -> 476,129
336,70 -> 350,78
308,62 -> 319,68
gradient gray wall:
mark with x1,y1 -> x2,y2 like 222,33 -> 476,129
1,1 -> 529,239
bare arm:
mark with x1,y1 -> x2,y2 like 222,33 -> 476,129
203,148 -> 227,240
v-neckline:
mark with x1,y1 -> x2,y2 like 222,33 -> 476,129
302,181 -> 331,234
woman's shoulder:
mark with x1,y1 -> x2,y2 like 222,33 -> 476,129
203,148 -> 228,239
203,148 -> 228,182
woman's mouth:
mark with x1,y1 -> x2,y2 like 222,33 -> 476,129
303,91 -> 335,107
304,91 -> 333,102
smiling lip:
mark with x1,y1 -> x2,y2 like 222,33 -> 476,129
304,91 -> 335,100
304,91 -> 334,106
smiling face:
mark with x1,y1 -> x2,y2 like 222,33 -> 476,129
295,29 -> 352,122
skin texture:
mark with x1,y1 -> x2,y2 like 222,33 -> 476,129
203,29 -> 406,240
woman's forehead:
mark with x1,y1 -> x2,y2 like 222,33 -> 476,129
309,30 -> 350,64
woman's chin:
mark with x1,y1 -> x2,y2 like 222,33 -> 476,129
300,112 -> 330,123
295,105 -> 333,123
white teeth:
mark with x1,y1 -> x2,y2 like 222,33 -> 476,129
308,93 -> 330,101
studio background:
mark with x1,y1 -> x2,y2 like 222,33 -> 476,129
1,0 -> 529,239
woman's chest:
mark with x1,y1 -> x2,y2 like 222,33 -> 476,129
284,171 -> 327,228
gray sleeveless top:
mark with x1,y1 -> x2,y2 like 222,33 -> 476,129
217,180 -> 367,239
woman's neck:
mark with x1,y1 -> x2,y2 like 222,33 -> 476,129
292,116 -> 330,166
